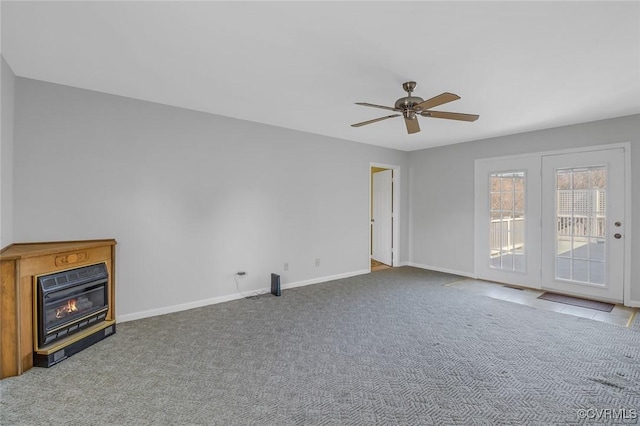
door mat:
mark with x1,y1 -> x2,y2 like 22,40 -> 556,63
537,292 -> 614,312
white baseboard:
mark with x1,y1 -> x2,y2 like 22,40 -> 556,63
406,262 -> 476,279
117,292 -> 247,323
281,269 -> 370,290
117,269 -> 370,323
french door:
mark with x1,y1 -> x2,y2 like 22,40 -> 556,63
541,149 -> 625,302
476,147 -> 627,303
475,156 -> 541,287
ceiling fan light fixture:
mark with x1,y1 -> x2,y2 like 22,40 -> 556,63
404,110 -> 416,120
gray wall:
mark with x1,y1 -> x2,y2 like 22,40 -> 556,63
10,75 -> 640,318
409,114 -> 640,300
1,55 -> 15,248
13,78 -> 409,318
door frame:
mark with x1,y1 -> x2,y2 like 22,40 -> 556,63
370,162 -> 401,270
473,142 -> 632,305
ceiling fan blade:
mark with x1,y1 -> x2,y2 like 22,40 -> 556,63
421,110 -> 480,122
351,114 -> 401,127
414,92 -> 460,111
355,102 -> 401,112
404,117 -> 420,134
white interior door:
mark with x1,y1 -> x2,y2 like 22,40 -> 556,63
372,169 -> 393,266
541,148 -> 625,302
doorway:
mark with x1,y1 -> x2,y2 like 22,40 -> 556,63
475,145 -> 630,304
370,163 -> 400,271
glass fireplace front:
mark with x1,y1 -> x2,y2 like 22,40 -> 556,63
36,263 -> 109,348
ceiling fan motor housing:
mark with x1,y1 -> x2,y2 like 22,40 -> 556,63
395,96 -> 424,117
396,81 -> 423,116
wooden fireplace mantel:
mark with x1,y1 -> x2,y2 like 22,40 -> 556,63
0,239 -> 116,379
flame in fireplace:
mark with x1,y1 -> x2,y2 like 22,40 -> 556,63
55,299 -> 78,319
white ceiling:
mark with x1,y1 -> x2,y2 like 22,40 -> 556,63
2,1 -> 639,151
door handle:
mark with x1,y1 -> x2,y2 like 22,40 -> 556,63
614,233 -> 622,239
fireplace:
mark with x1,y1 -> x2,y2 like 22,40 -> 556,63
0,239 -> 116,378
33,262 -> 116,368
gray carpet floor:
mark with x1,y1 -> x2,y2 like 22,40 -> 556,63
632,312 -> 640,331
1,267 -> 639,425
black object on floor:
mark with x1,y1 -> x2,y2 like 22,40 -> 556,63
537,292 -> 614,312
271,273 -> 281,296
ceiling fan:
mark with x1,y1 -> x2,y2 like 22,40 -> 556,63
351,81 -> 479,134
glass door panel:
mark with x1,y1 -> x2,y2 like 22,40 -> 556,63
554,166 -> 606,285
489,171 -> 525,273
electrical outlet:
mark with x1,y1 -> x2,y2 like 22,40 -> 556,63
284,262 -> 289,271
315,258 -> 320,267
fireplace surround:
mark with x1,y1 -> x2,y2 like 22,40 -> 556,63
0,240 -> 116,378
